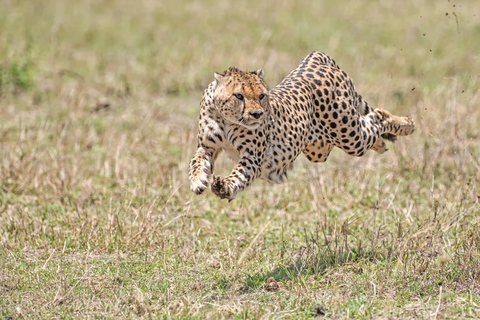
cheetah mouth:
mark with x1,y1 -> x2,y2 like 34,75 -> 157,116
238,116 -> 262,129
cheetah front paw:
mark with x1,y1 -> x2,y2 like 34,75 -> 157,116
190,177 -> 209,195
211,176 -> 236,201
189,165 -> 212,195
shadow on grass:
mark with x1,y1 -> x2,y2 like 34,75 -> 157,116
243,225 -> 397,291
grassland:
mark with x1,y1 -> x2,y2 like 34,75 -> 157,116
1,0 -> 479,318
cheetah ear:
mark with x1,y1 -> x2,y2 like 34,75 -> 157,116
255,68 -> 264,79
213,72 -> 225,89
213,72 -> 224,88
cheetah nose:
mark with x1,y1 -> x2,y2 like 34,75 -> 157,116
250,111 -> 263,119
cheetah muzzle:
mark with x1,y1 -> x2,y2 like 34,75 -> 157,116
189,52 -> 415,201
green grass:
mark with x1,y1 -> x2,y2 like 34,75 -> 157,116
1,0 -> 480,318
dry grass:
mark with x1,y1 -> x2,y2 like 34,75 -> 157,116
1,0 -> 480,318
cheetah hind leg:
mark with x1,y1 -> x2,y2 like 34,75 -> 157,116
371,109 -> 415,154
371,136 -> 389,154
303,140 -> 334,162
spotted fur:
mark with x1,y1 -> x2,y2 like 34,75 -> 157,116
189,52 -> 415,201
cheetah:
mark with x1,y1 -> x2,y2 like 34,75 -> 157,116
189,51 -> 415,201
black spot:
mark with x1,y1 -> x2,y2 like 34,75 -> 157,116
330,122 -> 337,129
332,112 -> 338,119
342,116 -> 348,124
214,132 -> 223,142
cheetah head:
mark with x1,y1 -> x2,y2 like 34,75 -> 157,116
213,67 -> 269,130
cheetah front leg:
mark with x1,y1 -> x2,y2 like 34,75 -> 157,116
189,147 -> 216,195
211,155 -> 262,201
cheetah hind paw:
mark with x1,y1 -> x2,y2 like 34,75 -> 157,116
371,137 -> 389,154
392,115 -> 416,136
381,133 -> 397,142
373,116 -> 414,154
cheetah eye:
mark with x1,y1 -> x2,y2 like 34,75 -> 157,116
259,94 -> 265,101
233,93 -> 244,101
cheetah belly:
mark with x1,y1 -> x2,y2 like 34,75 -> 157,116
259,145 -> 295,184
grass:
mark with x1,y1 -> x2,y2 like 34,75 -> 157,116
1,0 -> 480,318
